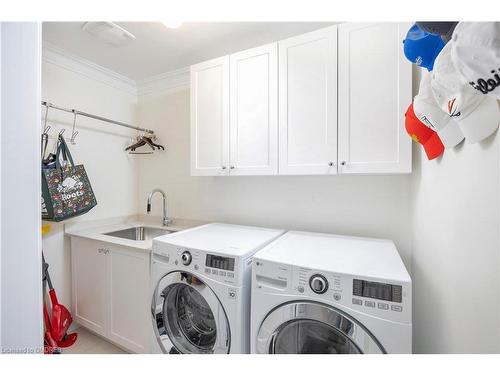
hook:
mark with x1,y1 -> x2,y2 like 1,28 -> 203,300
70,131 -> 79,145
70,111 -> 78,145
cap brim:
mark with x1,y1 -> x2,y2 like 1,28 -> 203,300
457,97 -> 500,143
436,119 -> 464,148
422,132 -> 445,160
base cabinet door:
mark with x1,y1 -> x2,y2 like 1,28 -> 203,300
71,237 -> 151,353
338,23 -> 412,174
108,246 -> 150,353
278,26 -> 338,175
71,237 -> 107,337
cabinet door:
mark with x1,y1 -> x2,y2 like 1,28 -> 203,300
108,246 -> 150,353
71,237 -> 107,336
229,43 -> 278,175
190,56 -> 230,176
278,26 -> 338,175
338,23 -> 412,174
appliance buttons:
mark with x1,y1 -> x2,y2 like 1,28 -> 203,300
309,274 -> 328,294
228,288 -> 237,299
205,268 -> 211,274
364,301 -> 375,308
333,293 -> 342,301
211,269 -> 218,275
181,250 -> 192,266
297,286 -> 305,293
352,298 -> 362,305
227,272 -> 234,278
391,305 -> 403,312
219,271 -> 226,277
194,264 -> 199,271
378,303 -> 389,310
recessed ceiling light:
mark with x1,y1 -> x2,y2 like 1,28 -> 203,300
162,21 -> 183,29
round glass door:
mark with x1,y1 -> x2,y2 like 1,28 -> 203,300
271,319 -> 361,354
152,271 -> 230,354
256,301 -> 385,354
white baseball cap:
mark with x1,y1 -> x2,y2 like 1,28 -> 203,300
414,70 -> 464,148
450,22 -> 500,100
431,42 -> 500,144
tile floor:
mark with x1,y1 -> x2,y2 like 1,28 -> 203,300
62,327 -> 127,354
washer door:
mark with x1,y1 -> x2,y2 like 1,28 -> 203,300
152,271 -> 230,354
256,301 -> 385,354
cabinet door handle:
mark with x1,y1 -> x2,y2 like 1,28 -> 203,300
98,248 -> 109,254
230,166 -> 235,170
328,161 -> 336,167
221,166 -> 227,170
341,161 -> 346,166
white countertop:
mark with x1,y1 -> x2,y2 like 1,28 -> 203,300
65,215 -> 207,252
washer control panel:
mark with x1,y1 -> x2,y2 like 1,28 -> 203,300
153,244 -> 240,285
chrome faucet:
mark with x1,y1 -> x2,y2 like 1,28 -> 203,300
147,189 -> 172,226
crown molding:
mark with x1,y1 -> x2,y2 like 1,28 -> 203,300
136,67 -> 190,101
42,42 -> 138,97
42,42 -> 191,101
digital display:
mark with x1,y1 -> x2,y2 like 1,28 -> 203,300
205,254 -> 235,271
353,279 -> 402,303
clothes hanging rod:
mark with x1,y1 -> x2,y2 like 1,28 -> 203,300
41,101 -> 154,135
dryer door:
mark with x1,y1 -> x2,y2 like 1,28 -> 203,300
256,301 -> 385,354
152,271 -> 230,354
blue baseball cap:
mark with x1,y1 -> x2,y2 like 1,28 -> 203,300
403,24 -> 445,71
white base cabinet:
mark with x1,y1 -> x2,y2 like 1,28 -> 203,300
71,237 -> 151,353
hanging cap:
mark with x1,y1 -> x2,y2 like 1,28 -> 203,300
403,23 -> 445,71
405,103 -> 444,160
413,70 -> 464,148
450,22 -> 500,100
431,42 -> 499,144
416,22 -> 458,42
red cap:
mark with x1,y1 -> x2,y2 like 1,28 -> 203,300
405,103 -> 444,160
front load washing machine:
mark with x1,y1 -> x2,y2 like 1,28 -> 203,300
151,223 -> 284,354
251,231 -> 412,354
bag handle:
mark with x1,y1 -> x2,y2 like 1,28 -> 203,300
55,134 -> 75,169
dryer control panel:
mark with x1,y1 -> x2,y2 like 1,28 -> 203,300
252,258 -> 411,324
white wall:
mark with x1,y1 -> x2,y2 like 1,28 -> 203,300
41,54 -> 139,310
410,68 -> 500,353
137,89 -> 414,268
1,23 -> 43,352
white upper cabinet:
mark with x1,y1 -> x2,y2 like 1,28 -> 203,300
190,23 -> 411,176
229,43 -> 278,175
190,56 -> 230,176
338,23 -> 412,174
278,26 -> 338,175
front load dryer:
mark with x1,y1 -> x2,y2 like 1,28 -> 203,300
151,223 -> 284,354
251,231 -> 412,354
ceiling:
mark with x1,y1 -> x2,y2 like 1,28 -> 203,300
42,22 -> 335,81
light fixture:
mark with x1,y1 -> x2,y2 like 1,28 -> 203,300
162,21 -> 183,29
82,22 -> 136,46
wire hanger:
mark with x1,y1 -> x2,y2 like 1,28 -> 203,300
126,131 -> 165,154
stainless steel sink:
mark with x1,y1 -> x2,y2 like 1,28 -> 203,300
103,226 -> 175,241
